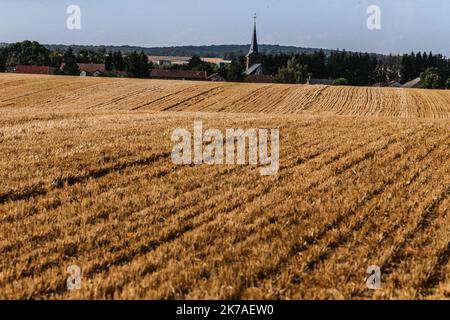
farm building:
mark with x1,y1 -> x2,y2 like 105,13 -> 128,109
12,65 -> 55,75
149,69 -> 207,81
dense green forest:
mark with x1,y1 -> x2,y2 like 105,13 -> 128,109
1,41 -> 450,88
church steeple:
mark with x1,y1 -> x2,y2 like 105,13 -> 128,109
249,14 -> 258,54
243,14 -> 272,81
246,14 -> 263,71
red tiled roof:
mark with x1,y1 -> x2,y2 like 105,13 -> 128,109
60,63 -> 106,73
149,69 -> 207,80
15,65 -> 54,75
76,63 -> 106,73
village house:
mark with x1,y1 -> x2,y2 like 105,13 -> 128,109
60,63 -> 106,76
77,63 -> 106,75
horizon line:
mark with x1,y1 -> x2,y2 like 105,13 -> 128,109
2,40 -> 446,57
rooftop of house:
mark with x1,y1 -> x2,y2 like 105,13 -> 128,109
77,63 -> 106,73
60,63 -> 106,73
15,65 -> 54,73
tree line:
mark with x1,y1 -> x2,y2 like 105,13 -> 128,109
2,41 -> 450,88
44,43 -> 332,59
265,50 -> 450,88
0,41 -> 151,78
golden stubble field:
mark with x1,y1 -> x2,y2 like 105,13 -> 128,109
0,73 -> 449,299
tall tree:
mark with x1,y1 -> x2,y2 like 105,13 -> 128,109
62,48 -> 80,75
226,58 -> 244,82
0,48 -> 6,72
125,51 -> 150,78
113,51 -> 126,71
274,58 -> 308,84
2,41 -> 50,66
184,55 -> 216,75
420,67 -> 444,89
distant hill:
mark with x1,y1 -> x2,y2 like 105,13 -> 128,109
42,44 -> 336,58
1,42 -> 385,59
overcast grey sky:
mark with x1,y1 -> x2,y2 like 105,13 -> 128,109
0,0 -> 449,55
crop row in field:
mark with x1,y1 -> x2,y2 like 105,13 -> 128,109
0,107 -> 448,299
1,74 -> 450,118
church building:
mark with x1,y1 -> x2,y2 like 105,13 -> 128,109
243,16 -> 273,83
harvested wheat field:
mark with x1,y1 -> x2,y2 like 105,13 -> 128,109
0,73 -> 449,300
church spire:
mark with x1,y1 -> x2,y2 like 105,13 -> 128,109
249,14 -> 258,54
245,14 -> 264,73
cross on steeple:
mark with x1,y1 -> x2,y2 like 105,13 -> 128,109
253,13 -> 257,24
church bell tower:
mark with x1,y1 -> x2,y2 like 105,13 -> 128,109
246,14 -> 263,70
